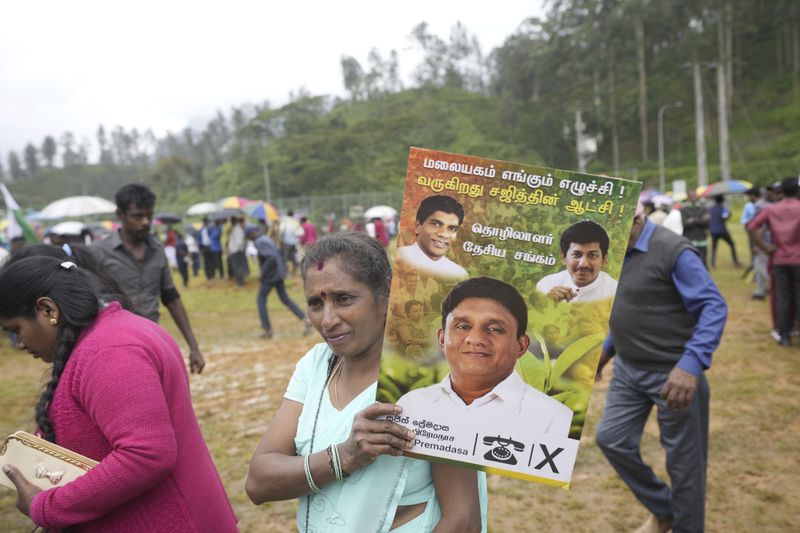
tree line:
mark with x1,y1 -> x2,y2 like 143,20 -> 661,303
2,0 -> 797,208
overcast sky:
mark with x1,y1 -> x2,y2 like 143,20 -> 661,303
0,0 -> 544,161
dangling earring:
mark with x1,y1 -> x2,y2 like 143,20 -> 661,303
49,317 -> 58,326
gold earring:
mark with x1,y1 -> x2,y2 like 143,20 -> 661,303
49,317 -> 58,326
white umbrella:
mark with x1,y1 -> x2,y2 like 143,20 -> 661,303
49,221 -> 87,235
363,205 -> 398,221
650,194 -> 673,208
186,201 -> 218,216
39,196 -> 117,219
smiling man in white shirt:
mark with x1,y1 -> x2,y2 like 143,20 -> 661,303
536,219 -> 618,303
396,195 -> 468,281
398,277 -> 573,458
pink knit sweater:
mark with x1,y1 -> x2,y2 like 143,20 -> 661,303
29,302 -> 238,532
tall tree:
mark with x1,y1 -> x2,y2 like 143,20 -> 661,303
41,136 -> 57,168
97,125 -> 113,165
111,126 -> 133,165
365,48 -> 387,97
341,55 -> 366,100
634,8 -> 648,161
79,136 -> 92,165
23,143 -> 39,175
410,22 -> 449,87
7,151 -> 23,181
60,131 -> 80,167
385,50 -> 402,93
230,108 -> 246,131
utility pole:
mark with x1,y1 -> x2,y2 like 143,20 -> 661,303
575,109 -> 587,173
254,122 -> 272,203
263,156 -> 272,204
658,101 -> 682,193
692,62 -> 709,187
715,64 -> 731,181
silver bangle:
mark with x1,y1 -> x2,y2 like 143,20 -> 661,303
331,443 -> 342,481
333,443 -> 348,480
304,454 -> 321,493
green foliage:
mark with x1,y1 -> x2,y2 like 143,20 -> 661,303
218,88 -> 546,200
516,332 -> 604,438
3,2 -> 797,210
5,164 -> 145,208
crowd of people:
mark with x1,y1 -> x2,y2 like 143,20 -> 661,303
643,177 -> 799,347
0,176 -> 796,532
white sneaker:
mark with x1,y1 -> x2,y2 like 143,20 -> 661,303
770,330 -> 782,342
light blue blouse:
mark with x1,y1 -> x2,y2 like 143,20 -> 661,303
285,343 -> 487,532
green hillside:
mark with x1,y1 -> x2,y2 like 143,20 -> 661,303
2,0 -> 798,213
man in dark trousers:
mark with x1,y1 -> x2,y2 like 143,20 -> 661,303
748,176 -> 800,347
254,224 -> 310,339
92,184 -> 206,373
708,195 -> 740,268
595,203 -> 727,533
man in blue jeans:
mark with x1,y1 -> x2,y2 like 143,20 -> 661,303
254,225 -> 311,339
595,204 -> 728,532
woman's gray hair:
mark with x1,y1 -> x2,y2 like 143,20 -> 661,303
301,232 -> 391,299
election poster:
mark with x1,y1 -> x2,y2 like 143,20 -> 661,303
377,147 -> 641,487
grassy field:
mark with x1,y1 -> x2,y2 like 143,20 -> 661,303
1,224 -> 798,532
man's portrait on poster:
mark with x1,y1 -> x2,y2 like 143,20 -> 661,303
536,220 -> 618,303
396,195 -> 469,281
397,277 -> 573,465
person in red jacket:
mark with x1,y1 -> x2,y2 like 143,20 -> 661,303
372,217 -> 390,247
0,257 -> 238,532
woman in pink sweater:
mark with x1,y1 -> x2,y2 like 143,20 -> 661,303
0,257 -> 238,532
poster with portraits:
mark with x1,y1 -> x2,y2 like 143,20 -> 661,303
377,147 -> 641,487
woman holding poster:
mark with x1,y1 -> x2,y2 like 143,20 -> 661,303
246,232 -> 486,532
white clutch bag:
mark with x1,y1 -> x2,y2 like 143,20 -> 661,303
0,431 -> 98,491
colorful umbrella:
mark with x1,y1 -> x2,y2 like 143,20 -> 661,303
246,201 -> 280,222
216,196 -> 252,209
209,208 -> 244,222
701,179 -> 753,197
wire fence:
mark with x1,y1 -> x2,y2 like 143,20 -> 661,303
271,190 -> 404,224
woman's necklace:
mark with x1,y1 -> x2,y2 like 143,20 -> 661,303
330,358 -> 344,409
304,353 -> 340,533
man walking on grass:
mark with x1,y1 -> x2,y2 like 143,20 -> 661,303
92,184 -> 206,373
747,176 -> 800,347
254,223 -> 311,339
595,203 -> 727,533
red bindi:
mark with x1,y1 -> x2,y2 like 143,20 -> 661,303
320,291 -> 327,299
317,261 -> 324,271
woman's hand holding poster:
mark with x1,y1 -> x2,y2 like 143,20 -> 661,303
378,147 -> 641,487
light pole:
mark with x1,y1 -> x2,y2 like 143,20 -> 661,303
250,120 -> 272,203
262,151 -> 272,204
658,101 -> 682,193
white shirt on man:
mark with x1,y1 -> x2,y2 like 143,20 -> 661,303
536,270 -> 618,303
393,370 -> 577,482
396,241 -> 467,281
398,371 -> 573,439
